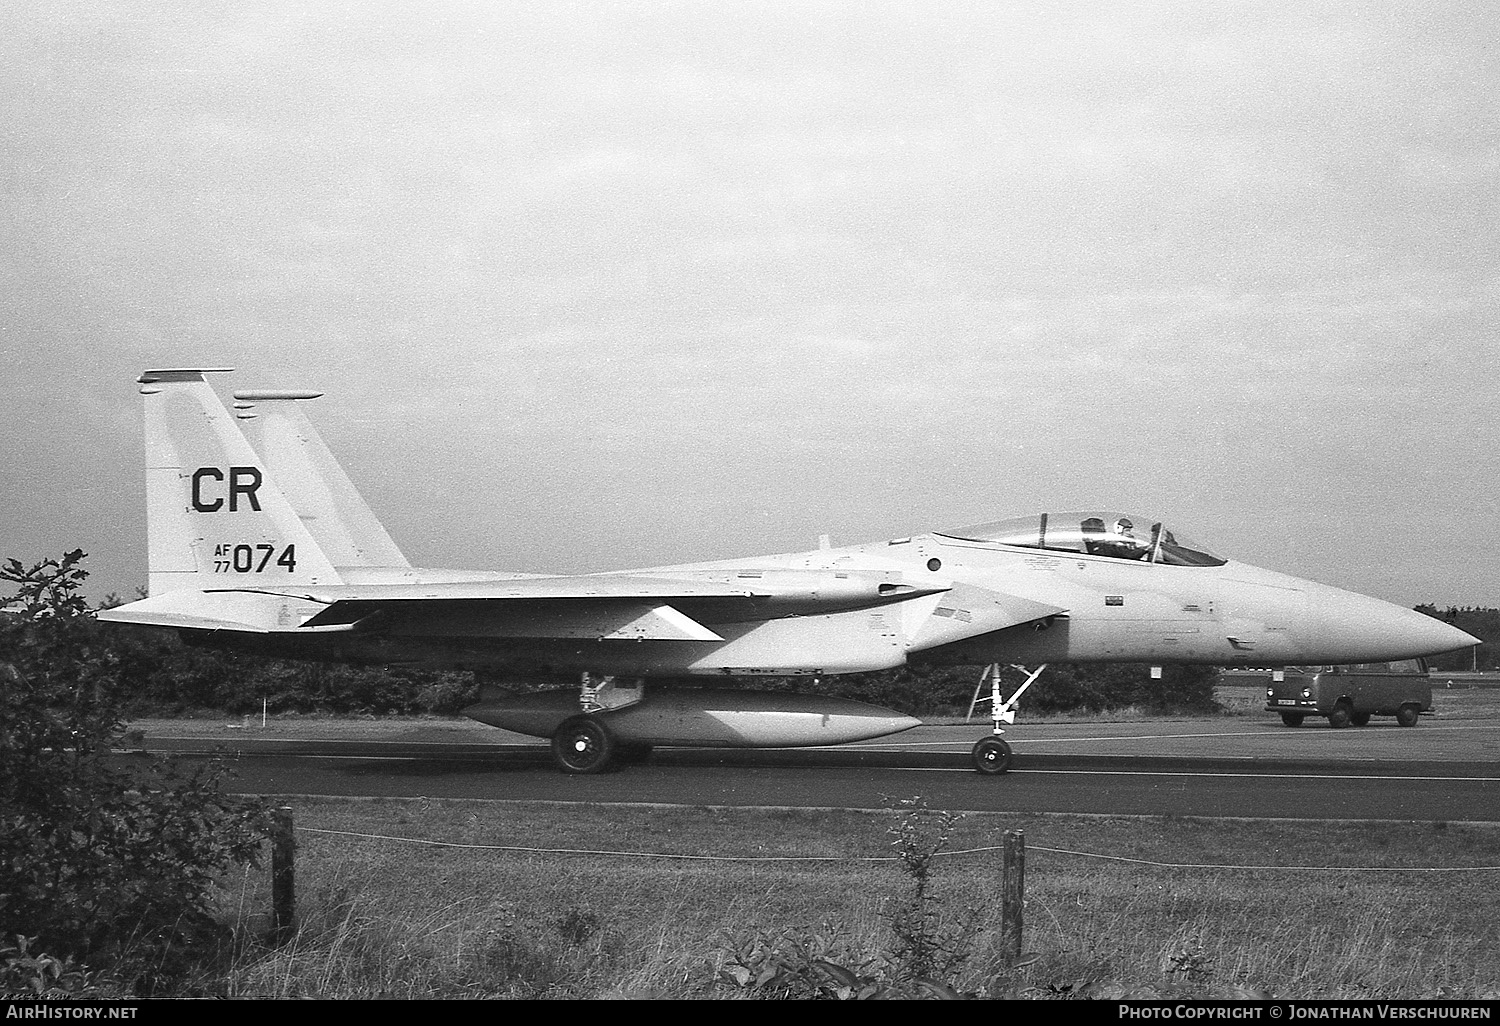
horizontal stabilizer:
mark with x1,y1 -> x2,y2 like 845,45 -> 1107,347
97,607 -> 272,634
97,588 -> 335,635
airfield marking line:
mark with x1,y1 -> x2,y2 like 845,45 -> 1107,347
137,722 -> 1496,752
161,752 -> 1500,781
128,735 -> 503,746
211,753 -> 484,762
855,725 -> 1498,749
891,767 -> 1500,782
136,747 -> 1499,777
130,750 -> 484,763
1027,845 -> 1500,872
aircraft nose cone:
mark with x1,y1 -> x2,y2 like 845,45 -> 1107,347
1313,588 -> 1479,662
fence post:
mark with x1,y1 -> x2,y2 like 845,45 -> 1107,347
1001,829 -> 1025,963
270,805 -> 295,945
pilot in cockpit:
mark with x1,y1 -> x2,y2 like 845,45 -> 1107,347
1113,518 -> 1151,559
1085,516 -> 1141,558
1088,517 -> 1153,560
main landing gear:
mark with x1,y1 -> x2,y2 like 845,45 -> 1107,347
550,674 -> 644,775
552,714 -> 616,774
966,663 -> 1047,775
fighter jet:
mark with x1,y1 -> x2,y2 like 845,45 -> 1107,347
99,369 -> 1479,774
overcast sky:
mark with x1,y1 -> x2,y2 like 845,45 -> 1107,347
3,1 -> 1497,608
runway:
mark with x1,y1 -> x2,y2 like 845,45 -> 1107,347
125,709 -> 1500,823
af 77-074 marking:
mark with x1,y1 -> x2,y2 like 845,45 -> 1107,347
98,369 -> 1478,774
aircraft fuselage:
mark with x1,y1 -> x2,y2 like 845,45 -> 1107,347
180,530 -> 1465,678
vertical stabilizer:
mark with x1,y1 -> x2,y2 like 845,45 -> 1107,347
138,369 -> 342,595
233,390 -> 410,568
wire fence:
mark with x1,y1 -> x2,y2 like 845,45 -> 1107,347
297,826 -> 1500,872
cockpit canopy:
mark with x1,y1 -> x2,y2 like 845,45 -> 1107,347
935,511 -> 1227,567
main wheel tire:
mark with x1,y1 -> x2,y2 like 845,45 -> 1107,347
1396,704 -> 1421,728
1350,712 -> 1371,727
551,715 -> 617,774
1328,702 -> 1352,729
972,736 -> 1013,775
1280,712 -> 1304,727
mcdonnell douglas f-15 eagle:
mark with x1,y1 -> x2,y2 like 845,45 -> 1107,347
98,369 -> 1479,773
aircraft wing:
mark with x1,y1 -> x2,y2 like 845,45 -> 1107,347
100,575 -> 755,640
100,570 -> 950,644
249,574 -> 769,641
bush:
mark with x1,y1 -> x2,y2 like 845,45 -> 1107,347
0,552 -> 272,990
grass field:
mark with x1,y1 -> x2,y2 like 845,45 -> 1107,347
207,796 -> 1500,1000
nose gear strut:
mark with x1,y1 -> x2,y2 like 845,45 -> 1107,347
966,663 -> 1047,775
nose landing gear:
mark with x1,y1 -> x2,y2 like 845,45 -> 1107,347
967,663 -> 1046,775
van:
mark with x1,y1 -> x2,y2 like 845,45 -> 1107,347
1264,660 -> 1432,728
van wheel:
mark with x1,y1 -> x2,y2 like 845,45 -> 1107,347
1396,704 -> 1421,728
1280,712 -> 1304,727
1327,702 -> 1352,729
1350,712 -> 1371,727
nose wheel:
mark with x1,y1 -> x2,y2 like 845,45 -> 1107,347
972,736 -> 1013,775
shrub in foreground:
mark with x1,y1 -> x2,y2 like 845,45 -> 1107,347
0,552 -> 272,992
